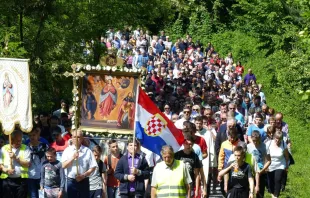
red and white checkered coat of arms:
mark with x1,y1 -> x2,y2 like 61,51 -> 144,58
144,113 -> 167,137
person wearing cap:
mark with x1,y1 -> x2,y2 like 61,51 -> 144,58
62,129 -> 97,198
0,130 -> 31,198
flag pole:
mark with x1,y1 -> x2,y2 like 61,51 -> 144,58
9,133 -> 13,170
132,85 -> 140,167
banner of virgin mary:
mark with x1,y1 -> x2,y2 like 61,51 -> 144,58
0,58 -> 32,134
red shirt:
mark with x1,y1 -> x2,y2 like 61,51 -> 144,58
235,65 -> 244,75
104,155 -> 122,187
62,133 -> 71,141
195,135 -> 208,153
50,139 -> 68,152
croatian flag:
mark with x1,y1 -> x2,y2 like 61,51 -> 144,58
135,87 -> 184,156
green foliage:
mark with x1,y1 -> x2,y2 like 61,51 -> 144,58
211,31 -> 266,62
186,8 -> 213,44
0,0 -> 175,113
165,14 -> 185,41
165,1 -> 310,196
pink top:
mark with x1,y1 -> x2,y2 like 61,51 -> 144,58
106,42 -> 112,49
127,56 -> 133,64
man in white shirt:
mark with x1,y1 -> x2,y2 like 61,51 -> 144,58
175,106 -> 193,130
62,129 -> 97,198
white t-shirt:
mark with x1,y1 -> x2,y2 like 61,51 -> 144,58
62,145 -> 98,178
140,147 -> 161,167
163,111 -> 172,120
266,140 -> 287,172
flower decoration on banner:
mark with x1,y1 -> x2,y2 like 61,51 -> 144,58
95,65 -> 101,71
83,131 -> 132,139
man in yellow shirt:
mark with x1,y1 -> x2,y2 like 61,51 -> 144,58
151,145 -> 192,198
0,130 -> 31,198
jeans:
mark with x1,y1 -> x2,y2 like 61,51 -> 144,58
107,186 -> 121,198
67,177 -> 90,198
28,178 -> 40,198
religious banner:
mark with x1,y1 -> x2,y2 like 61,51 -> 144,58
79,71 -> 140,134
0,58 -> 32,134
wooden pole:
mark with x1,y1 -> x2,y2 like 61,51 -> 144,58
63,64 -> 85,176
9,133 -> 12,170
132,85 -> 140,167
75,128 -> 79,174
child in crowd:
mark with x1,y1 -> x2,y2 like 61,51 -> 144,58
27,127 -> 49,198
40,147 -> 65,198
89,145 -> 107,198
104,139 -> 122,198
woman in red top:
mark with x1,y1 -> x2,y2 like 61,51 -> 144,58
235,61 -> 244,76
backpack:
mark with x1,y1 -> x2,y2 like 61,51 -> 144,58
107,153 -> 123,169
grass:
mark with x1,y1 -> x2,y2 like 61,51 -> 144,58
274,117 -> 310,198
246,57 -> 310,198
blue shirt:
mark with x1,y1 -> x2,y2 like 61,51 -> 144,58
147,65 -> 155,72
155,43 -> 165,55
235,112 -> 245,127
247,124 -> 267,142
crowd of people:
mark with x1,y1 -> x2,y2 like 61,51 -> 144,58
0,28 -> 294,198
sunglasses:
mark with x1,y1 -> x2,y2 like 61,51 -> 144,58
183,111 -> 190,114
193,109 -> 199,111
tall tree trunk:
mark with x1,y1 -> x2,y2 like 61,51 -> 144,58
19,11 -> 23,43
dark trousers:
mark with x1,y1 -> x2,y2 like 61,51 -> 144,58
2,177 -> 28,198
67,177 -> 90,198
90,189 -> 103,198
28,178 -> 40,198
256,173 -> 267,198
267,170 -> 285,197
0,179 -> 2,198
220,180 -> 226,197
281,171 -> 288,190
121,192 -> 143,198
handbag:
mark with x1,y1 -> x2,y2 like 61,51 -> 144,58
282,141 -> 295,165
288,152 -> 295,165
